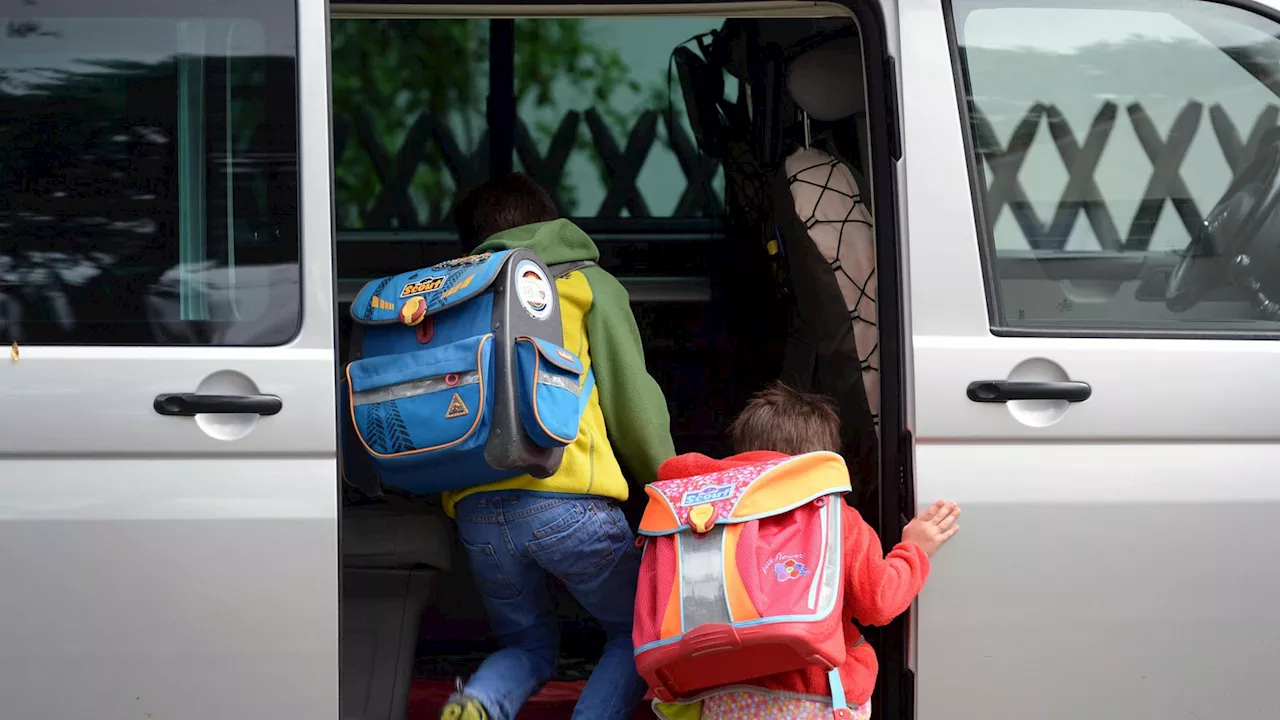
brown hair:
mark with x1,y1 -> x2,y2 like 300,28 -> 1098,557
453,172 -> 559,251
728,381 -> 842,455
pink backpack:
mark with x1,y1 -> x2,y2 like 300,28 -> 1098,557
632,451 -> 852,704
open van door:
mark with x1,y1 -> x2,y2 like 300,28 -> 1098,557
906,0 -> 1280,716
0,0 -> 338,717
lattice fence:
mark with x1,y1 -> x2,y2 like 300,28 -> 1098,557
335,100 -> 1280,241
333,107 -> 722,228
972,100 -> 1280,252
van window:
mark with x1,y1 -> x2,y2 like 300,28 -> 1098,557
330,18 -> 725,233
331,17 -> 728,314
950,0 -> 1280,334
0,0 -> 299,345
331,19 -> 490,231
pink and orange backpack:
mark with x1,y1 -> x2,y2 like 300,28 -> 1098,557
633,451 -> 852,706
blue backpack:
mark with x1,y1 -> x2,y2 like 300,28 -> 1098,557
340,250 -> 596,496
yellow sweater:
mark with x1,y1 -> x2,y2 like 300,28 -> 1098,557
442,269 -> 623,515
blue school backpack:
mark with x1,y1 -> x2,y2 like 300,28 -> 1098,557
339,250 -> 596,496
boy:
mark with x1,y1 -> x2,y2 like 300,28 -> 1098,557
441,173 -> 675,720
652,382 -> 959,719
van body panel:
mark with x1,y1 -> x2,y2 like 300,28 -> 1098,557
12,0 -> 1280,716
907,0 -> 1280,716
0,0 -> 339,717
914,442 -> 1280,717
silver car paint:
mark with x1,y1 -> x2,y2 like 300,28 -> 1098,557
0,0 -> 339,718
3,0 -> 1278,717
901,0 -> 1280,716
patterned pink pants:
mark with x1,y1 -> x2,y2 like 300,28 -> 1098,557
701,689 -> 872,719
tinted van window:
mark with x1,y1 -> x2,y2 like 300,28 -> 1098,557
0,0 -> 299,345
951,0 -> 1280,335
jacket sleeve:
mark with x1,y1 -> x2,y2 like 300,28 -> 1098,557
583,267 -> 676,485
844,506 -> 931,627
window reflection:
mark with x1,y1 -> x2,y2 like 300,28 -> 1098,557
0,5 -> 299,346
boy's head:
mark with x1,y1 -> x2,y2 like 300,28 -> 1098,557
728,381 -> 841,455
453,172 -> 559,252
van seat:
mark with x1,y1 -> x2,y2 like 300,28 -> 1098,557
343,501 -> 453,720
344,501 -> 453,571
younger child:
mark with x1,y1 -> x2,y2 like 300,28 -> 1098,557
652,381 -> 960,719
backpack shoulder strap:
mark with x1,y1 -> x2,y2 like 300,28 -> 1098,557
548,260 -> 597,278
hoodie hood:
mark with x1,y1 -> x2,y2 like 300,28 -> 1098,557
472,218 -> 600,265
657,451 -> 789,482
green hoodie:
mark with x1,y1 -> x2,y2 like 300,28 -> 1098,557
441,219 -> 675,515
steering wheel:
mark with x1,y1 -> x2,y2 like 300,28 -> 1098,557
1166,128 -> 1280,313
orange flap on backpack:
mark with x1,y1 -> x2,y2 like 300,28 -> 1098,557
639,452 -> 851,535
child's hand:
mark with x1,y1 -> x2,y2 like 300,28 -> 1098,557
902,500 -> 961,556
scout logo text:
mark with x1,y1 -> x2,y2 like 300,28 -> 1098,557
679,484 -> 733,507
401,277 -> 445,298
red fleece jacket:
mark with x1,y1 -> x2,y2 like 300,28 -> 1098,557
655,451 -> 931,707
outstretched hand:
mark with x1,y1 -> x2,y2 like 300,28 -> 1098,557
902,500 -> 961,557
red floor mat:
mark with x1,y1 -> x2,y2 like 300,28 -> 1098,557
407,679 -> 656,719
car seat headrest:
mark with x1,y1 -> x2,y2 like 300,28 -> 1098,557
786,36 -> 865,122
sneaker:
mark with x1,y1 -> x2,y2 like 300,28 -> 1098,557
439,697 -> 488,720
440,679 -> 489,720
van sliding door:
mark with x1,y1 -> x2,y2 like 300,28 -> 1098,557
0,0 -> 338,717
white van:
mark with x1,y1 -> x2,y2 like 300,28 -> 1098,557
3,0 -> 1280,718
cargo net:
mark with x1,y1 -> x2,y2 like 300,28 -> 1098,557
786,149 -> 880,433
723,139 -> 786,290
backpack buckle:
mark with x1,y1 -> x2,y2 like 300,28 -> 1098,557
400,296 -> 427,326
689,503 -> 717,534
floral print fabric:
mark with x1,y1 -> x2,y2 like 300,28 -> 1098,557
701,688 -> 872,719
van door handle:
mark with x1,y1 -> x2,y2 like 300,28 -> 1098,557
153,393 -> 283,417
966,381 -> 1091,403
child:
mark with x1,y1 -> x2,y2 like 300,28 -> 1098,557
441,173 -> 676,720
652,381 -> 959,719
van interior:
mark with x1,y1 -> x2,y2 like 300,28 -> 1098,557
332,9 -> 907,720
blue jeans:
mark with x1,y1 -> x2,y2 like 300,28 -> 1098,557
452,490 -> 646,720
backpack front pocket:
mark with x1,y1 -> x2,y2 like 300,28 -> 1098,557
346,334 -> 493,460
514,337 -> 592,448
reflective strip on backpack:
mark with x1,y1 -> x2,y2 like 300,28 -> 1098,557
815,500 -> 842,614
674,498 -> 841,633
677,526 -> 732,629
536,370 -> 581,394
351,371 -> 481,406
